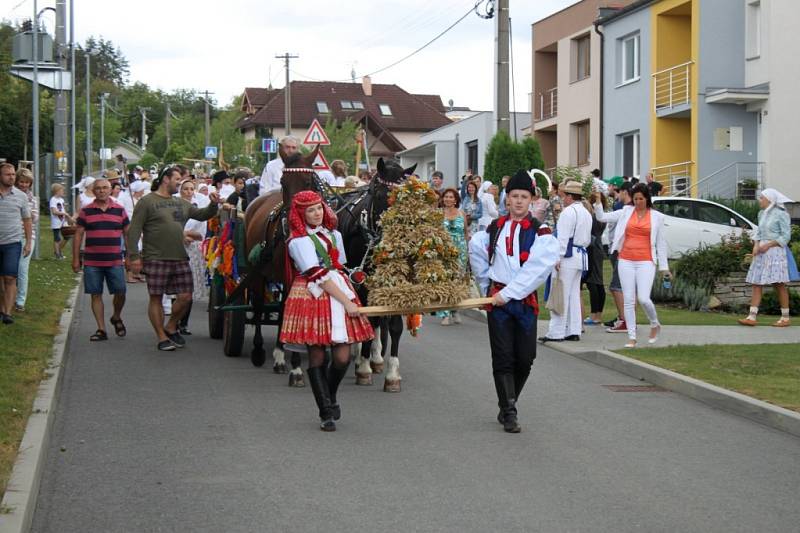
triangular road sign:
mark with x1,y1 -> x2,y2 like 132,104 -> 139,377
303,119 -> 331,145
311,149 -> 331,171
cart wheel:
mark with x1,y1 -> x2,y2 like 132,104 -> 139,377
223,306 -> 246,357
208,280 -> 225,339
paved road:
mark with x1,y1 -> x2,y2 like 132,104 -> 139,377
32,285 -> 800,533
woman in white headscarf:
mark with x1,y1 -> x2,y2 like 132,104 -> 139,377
738,188 -> 794,327
477,180 -> 499,231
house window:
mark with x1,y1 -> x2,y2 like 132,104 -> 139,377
352,101 -> 364,109
572,34 -> 591,82
316,101 -> 329,113
620,131 -> 640,177
574,121 -> 590,166
746,0 -> 761,59
379,104 -> 393,116
466,140 -> 479,174
340,100 -> 353,109
620,34 -> 640,84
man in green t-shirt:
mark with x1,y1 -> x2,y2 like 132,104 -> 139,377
128,167 -> 220,351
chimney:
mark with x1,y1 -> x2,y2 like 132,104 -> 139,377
361,75 -> 372,97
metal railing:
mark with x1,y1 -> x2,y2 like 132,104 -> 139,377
652,61 -> 693,111
695,161 -> 766,199
535,87 -> 558,121
651,160 -> 693,196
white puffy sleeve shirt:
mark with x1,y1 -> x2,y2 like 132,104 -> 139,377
469,223 -> 559,302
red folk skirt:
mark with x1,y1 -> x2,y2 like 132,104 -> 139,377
279,274 -> 374,346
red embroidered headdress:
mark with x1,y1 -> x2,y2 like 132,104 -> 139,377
288,191 -> 338,239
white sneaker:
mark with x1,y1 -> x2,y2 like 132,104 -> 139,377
452,312 -> 462,324
440,316 -> 451,326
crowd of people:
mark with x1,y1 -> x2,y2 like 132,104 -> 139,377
2,146 -> 796,433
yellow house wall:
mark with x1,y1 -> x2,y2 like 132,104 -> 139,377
650,0 -> 699,193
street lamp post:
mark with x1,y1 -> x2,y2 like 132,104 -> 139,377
100,92 -> 107,171
85,51 -> 91,176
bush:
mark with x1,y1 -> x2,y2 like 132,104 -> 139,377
483,131 -> 544,184
761,289 -> 800,316
652,275 -> 709,311
672,232 -> 753,290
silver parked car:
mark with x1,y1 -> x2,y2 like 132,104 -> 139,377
651,197 -> 757,258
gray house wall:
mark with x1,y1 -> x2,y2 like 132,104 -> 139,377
405,112 -> 531,188
697,0 -> 757,181
601,5 -> 651,179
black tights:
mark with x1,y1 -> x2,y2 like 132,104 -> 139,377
586,283 -> 606,314
308,344 -> 351,369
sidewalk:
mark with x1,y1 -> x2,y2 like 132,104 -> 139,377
462,309 -> 798,350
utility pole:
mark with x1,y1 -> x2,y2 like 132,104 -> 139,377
32,0 -> 40,259
275,52 -> 298,135
165,101 -> 171,151
53,0 -> 68,181
494,0 -> 510,135
69,0 -> 75,193
202,91 -> 213,148
139,107 -> 151,150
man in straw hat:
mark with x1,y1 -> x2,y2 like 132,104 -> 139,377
540,179 -> 592,343
469,170 -> 559,433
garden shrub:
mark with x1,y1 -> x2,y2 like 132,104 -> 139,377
760,289 -> 800,316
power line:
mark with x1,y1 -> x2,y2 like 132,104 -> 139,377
292,0 -> 490,83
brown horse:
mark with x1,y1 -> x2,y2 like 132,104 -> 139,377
242,146 -> 322,371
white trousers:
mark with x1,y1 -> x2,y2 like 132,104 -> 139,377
546,266 -> 583,339
618,259 -> 659,340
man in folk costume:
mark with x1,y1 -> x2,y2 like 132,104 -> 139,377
280,191 -> 374,431
540,179 -> 593,342
469,170 -> 559,433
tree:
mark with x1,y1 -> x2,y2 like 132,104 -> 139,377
484,130 -> 545,185
322,118 -> 359,172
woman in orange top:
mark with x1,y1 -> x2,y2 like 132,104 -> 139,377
594,183 -> 670,347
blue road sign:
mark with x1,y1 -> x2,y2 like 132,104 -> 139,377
204,146 -> 218,159
262,138 -> 277,153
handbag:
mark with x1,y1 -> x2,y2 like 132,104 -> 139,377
786,246 -> 800,282
546,270 -> 565,315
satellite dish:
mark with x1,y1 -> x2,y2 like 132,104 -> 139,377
448,99 -> 454,110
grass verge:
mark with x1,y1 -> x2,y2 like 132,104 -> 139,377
0,225 -> 78,497
617,343 -> 800,412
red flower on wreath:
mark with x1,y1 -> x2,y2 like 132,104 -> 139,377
520,218 -> 531,230
519,251 -> 530,262
496,216 -> 508,228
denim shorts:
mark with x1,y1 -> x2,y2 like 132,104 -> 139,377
52,228 -> 63,242
83,265 -> 127,295
0,242 -> 22,277
609,252 -> 622,292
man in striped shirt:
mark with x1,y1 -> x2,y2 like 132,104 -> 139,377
72,178 -> 130,341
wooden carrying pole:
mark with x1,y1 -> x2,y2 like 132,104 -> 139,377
358,297 -> 493,317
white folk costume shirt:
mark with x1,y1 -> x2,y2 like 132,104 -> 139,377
469,220 -> 559,302
287,226 -> 353,343
555,202 -> 592,271
259,158 -> 285,195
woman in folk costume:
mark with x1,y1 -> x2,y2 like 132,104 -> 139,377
469,170 -> 559,433
280,191 -> 374,431
739,188 -> 796,327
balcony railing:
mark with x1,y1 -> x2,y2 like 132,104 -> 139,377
651,160 -> 693,196
652,61 -> 693,112
535,87 -> 558,122
695,162 -> 766,200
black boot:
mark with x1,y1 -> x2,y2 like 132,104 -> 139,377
307,366 -> 336,431
327,359 -> 350,421
514,370 -> 530,402
493,374 -> 521,433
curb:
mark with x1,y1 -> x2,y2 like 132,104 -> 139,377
547,342 -> 800,439
462,308 -> 800,438
0,280 -> 81,533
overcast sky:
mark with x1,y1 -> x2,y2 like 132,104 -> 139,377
3,0 -> 575,111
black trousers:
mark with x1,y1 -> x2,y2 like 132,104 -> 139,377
586,282 -> 606,313
487,301 -> 538,380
